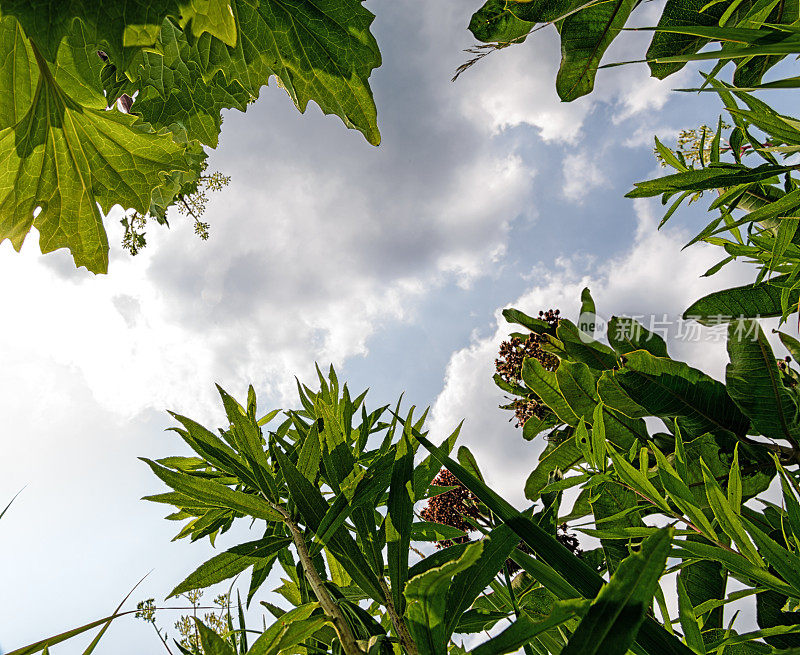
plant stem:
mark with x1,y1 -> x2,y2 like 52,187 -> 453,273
378,577 -> 419,655
271,504 -> 365,655
503,563 -> 536,655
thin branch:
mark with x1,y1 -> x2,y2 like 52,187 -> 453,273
270,503 -> 365,655
378,577 -> 419,655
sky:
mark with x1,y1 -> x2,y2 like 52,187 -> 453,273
1,1 -> 798,652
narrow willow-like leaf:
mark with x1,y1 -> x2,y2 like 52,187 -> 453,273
651,445 -> 717,538
387,428 -> 414,613
217,386 -> 278,501
676,575 -> 706,655
412,429 -> 695,655
673,541 -> 795,598
454,608 -> 509,634
741,516 -> 800,593
6,611 -> 133,655
195,619 -> 235,655
405,541 -> 483,655
169,536 -> 289,598
444,524 -> 520,639
141,458 -> 281,521
561,528 -> 674,655
524,437 -> 582,501
472,600 -> 589,655
272,445 -> 383,601
701,460 -> 763,566
590,480 -> 643,574
247,603 -> 328,655
607,445 -> 671,514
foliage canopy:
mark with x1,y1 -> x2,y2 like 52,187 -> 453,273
8,1 -> 800,654
0,0 -> 381,272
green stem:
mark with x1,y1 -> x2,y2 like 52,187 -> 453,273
503,562 -> 536,655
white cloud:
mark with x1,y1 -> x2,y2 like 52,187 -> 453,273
562,151 -> 607,201
455,29 -> 593,143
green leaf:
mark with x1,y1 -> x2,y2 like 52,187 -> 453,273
387,428 -> 414,613
777,330 -> 800,361
557,361 -> 600,421
509,548 -> 581,600
599,350 -> 750,438
502,308 -> 555,333
524,436 -> 583,501
676,575 -> 706,655
248,603 -> 329,655
141,458 -> 281,521
522,358 -> 579,426
607,317 -> 669,358
646,0 -> 722,79
679,537 -> 726,631
272,445 -> 384,602
200,0 -> 381,145
561,528 -> 673,655
590,480 -> 644,574
444,524 -> 521,639
6,611 -> 131,655
195,619 -> 236,655
580,287 -> 597,321
726,319 -> 800,444
411,521 -> 467,542
591,404 -> 607,472
453,608 -> 508,634
405,540 -> 483,655
0,25 -> 201,273
555,0 -> 637,101
575,418 -> 593,467
606,445 -> 670,514
179,0 -> 238,46
168,535 -> 289,598
411,429 -> 695,655
651,445 -> 717,539
701,459 -> 762,566
501,0 -> 592,23
468,0 -> 533,43
217,386 -> 279,501
413,423 -> 460,501
741,516 -> 800,593
673,540 -> 795,598
129,19 -> 251,148
556,319 -> 619,370
684,274 -> 799,324
472,600 -> 589,655
628,164 -> 794,199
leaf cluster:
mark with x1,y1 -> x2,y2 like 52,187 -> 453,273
0,1 -> 381,272
490,287 -> 800,653
465,0 -> 800,101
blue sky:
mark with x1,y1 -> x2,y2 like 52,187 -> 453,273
1,1 -> 798,651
